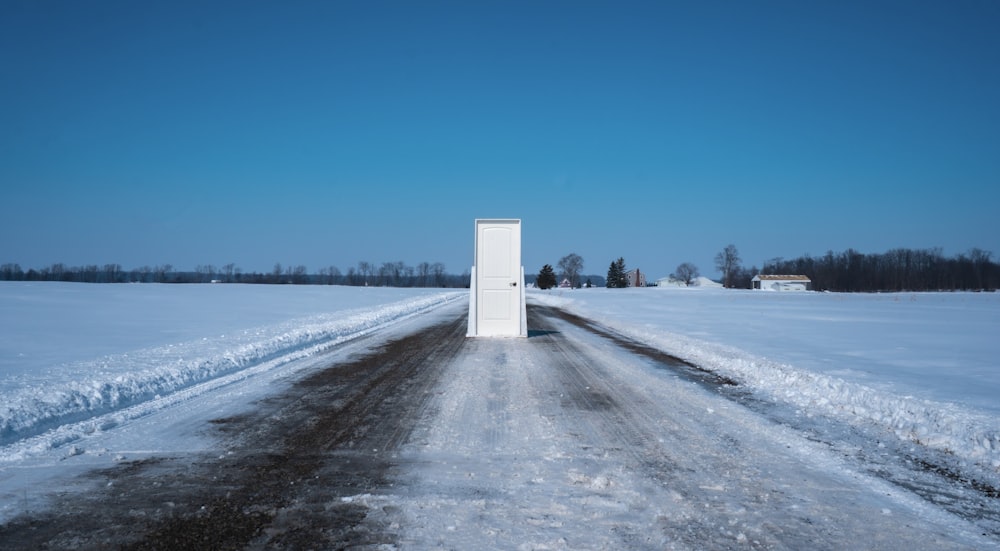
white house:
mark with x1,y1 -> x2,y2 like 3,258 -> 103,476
752,274 -> 812,291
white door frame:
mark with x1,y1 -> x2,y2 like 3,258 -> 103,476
467,219 -> 527,337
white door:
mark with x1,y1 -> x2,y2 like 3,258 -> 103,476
475,219 -> 522,336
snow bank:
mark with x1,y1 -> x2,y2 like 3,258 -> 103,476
643,331 -> 1000,469
529,288 -> 1000,473
0,285 -> 463,453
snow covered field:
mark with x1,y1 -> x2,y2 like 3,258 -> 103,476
531,286 -> 1000,478
1,281 -> 998,536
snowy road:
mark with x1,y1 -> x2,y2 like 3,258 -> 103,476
386,305 -> 993,550
1,300 -> 995,549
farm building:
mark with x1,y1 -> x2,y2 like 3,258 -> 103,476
625,269 -> 647,287
752,274 -> 812,291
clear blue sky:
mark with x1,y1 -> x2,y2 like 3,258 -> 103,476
3,1 -> 998,280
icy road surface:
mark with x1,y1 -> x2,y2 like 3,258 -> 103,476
0,300 -> 995,549
386,305 -> 994,550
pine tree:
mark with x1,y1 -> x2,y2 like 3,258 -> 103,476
536,264 -> 557,290
606,260 -> 619,288
607,257 -> 627,288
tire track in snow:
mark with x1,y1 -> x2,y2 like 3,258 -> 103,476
537,303 -> 1000,537
389,305 -> 991,550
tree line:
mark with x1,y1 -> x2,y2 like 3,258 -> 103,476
708,244 -> 998,292
5,246 -> 996,292
0,261 -> 469,288
756,247 -> 998,292
533,244 -> 998,293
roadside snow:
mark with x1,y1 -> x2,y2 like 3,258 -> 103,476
529,287 -> 1000,475
0,283 -> 464,456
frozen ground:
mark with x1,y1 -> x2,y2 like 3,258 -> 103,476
0,282 -> 997,548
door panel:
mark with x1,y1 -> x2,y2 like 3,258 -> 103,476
475,220 -> 521,336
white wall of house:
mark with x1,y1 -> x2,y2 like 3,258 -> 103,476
752,275 -> 811,291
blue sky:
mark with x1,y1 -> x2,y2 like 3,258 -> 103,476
2,1 -> 998,280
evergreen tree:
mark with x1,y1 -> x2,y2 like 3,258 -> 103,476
536,264 -> 558,289
607,257 -> 627,288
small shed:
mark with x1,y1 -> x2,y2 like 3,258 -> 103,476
558,278 -> 572,288
752,274 -> 812,291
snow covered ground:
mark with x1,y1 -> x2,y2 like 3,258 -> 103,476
0,282 -> 463,447
530,286 -> 1000,482
0,282 -> 465,520
1,281 -> 998,540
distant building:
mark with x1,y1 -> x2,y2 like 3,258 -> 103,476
752,274 -> 812,291
655,276 -> 679,287
559,278 -> 572,288
625,268 -> 647,287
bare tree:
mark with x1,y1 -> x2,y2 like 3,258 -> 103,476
83,265 -> 99,283
1,263 -> 24,280
969,248 -> 992,290
416,262 -> 431,287
357,261 -> 371,286
378,262 -> 393,286
675,262 -> 699,286
715,244 -> 742,288
431,262 -> 446,287
194,264 -> 216,283
393,261 -> 405,286
155,264 -> 172,283
102,263 -> 122,283
320,265 -> 341,285
557,253 -> 584,288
